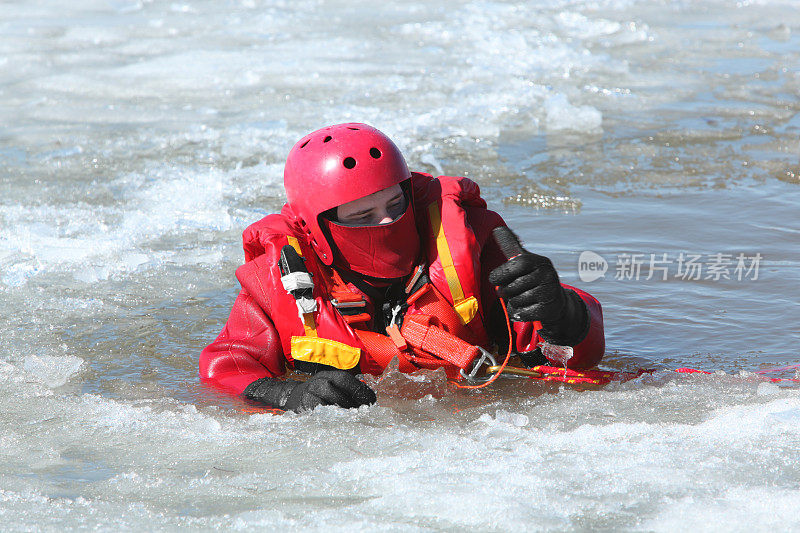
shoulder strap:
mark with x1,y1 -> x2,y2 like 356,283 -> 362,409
426,201 -> 480,325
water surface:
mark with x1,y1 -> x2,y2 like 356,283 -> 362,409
2,0 -> 799,530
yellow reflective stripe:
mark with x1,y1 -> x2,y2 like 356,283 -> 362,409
286,235 -> 302,256
428,202 -> 465,303
453,296 -> 479,325
290,336 -> 360,370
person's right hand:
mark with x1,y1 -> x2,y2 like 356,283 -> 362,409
488,226 -> 567,324
244,370 -> 377,412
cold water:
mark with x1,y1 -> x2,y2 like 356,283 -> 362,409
1,0 -> 799,530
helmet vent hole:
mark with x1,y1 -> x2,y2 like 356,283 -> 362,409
343,157 -> 356,169
323,135 -> 332,143
369,147 -> 381,159
347,127 -> 359,130
300,140 -> 309,148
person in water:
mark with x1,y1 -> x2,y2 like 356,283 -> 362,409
200,123 -> 605,411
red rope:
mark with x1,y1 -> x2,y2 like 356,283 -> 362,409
454,292 -> 513,390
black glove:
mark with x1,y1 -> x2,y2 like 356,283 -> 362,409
243,370 -> 377,412
488,226 -> 589,346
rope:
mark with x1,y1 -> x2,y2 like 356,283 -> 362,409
454,291 -> 513,390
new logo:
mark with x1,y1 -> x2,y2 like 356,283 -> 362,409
578,251 -> 607,282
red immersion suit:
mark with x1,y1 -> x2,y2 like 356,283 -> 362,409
200,173 -> 605,396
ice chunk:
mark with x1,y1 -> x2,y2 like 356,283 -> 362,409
540,340 -> 574,367
1,263 -> 39,287
494,409 -> 530,427
545,94 -> 603,132
756,381 -> 781,396
22,355 -> 84,388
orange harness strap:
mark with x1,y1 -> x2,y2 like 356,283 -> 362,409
352,287 -> 483,377
400,315 -> 479,370
354,330 -> 411,371
325,265 -> 485,378
355,322 -> 477,376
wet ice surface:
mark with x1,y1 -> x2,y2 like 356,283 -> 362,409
2,0 -> 800,530
3,363 -> 800,531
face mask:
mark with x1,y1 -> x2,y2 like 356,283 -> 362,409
324,203 -> 420,279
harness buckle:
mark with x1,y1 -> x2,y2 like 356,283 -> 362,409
460,347 -> 497,384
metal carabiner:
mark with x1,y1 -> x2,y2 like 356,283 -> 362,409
460,347 -> 498,384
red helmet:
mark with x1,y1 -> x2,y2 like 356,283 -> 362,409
284,123 -> 411,265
